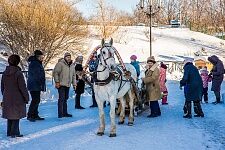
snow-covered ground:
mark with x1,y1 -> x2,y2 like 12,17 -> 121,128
0,81 -> 225,150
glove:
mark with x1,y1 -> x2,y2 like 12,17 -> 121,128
179,86 -> 183,90
208,72 -> 212,77
73,83 -> 77,90
55,82 -> 60,89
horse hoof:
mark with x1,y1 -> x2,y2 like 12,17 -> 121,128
118,121 -> 124,125
97,132 -> 104,136
128,122 -> 133,126
109,133 -> 116,137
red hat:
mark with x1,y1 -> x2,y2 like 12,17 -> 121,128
130,55 -> 137,60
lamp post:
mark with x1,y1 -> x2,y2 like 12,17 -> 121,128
138,0 -> 161,57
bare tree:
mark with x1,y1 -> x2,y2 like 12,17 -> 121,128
0,0 -> 88,68
89,0 -> 120,39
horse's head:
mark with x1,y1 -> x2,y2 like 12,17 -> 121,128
98,38 -> 116,71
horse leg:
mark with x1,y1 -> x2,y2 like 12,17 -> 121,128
118,97 -> 125,125
96,100 -> 105,136
109,97 -> 116,137
128,90 -> 134,126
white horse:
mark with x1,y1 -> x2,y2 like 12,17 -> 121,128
94,38 -> 137,137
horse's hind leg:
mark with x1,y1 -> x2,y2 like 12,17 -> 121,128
118,97 -> 125,125
96,100 -> 105,136
109,97 -> 116,137
128,90 -> 134,126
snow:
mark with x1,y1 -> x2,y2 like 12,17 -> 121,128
0,26 -> 225,149
86,26 -> 225,64
0,81 -> 225,150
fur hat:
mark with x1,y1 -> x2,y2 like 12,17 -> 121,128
183,58 -> 194,65
8,54 -> 20,66
34,50 -> 44,56
147,56 -> 156,63
64,52 -> 71,58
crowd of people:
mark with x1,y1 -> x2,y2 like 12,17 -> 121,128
0,50 -> 224,138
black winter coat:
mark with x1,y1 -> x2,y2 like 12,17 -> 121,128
180,62 -> 203,101
208,55 -> 224,92
27,56 -> 46,91
75,64 -> 85,94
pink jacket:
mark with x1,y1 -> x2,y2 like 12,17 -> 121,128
200,69 -> 212,88
159,67 -> 168,92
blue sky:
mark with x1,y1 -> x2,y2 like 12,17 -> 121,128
75,0 -> 139,18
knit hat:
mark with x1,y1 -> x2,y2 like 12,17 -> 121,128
64,52 -> 71,58
130,55 -> 137,60
75,55 -> 83,63
34,50 -> 44,56
183,58 -> 194,65
8,54 -> 20,66
147,56 -> 156,63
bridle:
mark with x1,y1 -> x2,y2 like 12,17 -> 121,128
97,45 -> 115,73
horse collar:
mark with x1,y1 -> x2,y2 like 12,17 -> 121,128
94,73 -> 114,86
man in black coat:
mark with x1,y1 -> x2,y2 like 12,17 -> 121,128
27,50 -> 46,122
180,58 -> 204,118
208,55 -> 224,104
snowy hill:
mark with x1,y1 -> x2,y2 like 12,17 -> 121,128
86,26 -> 225,64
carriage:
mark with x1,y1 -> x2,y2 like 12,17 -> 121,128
82,40 -> 147,116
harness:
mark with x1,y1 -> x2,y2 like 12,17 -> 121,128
94,73 -> 115,86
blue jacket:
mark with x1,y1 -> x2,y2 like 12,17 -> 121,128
89,59 -> 98,72
131,61 -> 140,77
180,62 -> 203,101
27,56 -> 46,91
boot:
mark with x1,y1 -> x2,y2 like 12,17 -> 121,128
90,104 -> 98,108
183,101 -> 192,119
183,101 -> 187,114
212,97 -> 221,104
35,116 -> 45,120
63,113 -> 73,117
27,116 -> 36,122
75,94 -> 85,109
212,92 -> 221,104
162,92 -> 168,105
162,96 -> 168,105
194,101 -> 204,117
11,134 -> 23,138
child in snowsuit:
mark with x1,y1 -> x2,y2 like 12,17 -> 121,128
130,55 -> 140,77
199,66 -> 212,103
159,62 -> 168,105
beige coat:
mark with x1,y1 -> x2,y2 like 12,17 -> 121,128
142,63 -> 161,101
53,59 -> 76,87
